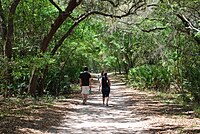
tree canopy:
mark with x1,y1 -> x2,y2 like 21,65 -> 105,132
0,0 -> 199,105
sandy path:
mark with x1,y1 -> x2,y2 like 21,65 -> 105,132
48,75 -> 200,134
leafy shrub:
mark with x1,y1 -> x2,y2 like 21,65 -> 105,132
183,65 -> 200,103
128,65 -> 171,91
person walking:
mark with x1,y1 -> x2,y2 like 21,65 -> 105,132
79,66 -> 92,104
100,72 -> 111,106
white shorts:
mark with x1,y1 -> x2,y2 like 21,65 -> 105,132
81,86 -> 90,94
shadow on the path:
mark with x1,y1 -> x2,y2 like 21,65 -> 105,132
0,100 -> 68,134
1,74 -> 199,134
48,87 -> 198,134
51,75 -> 200,133
128,91 -> 193,116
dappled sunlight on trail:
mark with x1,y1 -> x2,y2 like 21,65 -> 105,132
49,78 -> 152,134
48,76 -> 200,134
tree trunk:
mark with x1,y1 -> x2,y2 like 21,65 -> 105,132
124,53 -> 131,73
3,67 -> 13,97
123,62 -> 129,74
28,0 -> 83,96
0,1 -> 7,55
37,65 -> 49,96
1,0 -> 21,97
116,56 -> 121,74
28,68 -> 38,97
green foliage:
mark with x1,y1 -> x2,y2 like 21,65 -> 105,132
182,60 -> 200,103
194,106 -> 200,118
104,56 -> 117,70
0,57 -> 6,94
0,0 -> 199,108
14,0 -> 57,54
195,31 -> 200,39
128,65 -> 171,91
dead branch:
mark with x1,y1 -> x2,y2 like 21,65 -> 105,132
177,13 -> 200,32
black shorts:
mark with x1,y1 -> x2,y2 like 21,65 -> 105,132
102,87 -> 110,97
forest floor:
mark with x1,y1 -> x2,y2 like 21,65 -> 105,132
1,74 -> 200,134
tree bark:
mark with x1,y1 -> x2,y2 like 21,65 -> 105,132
41,0 -> 82,53
1,0 -> 21,97
5,0 -> 21,59
116,56 -> 121,74
28,68 -> 38,97
37,65 -> 49,96
0,0 -> 7,55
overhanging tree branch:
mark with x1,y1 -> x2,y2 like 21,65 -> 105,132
123,0 -> 145,15
51,6 -> 148,55
101,0 -> 119,7
87,8 -> 144,19
49,0 -> 63,13
31,0 -> 151,95
48,0 -> 77,20
132,1 -> 146,13
177,13 -> 200,32
51,12 -> 93,55
43,0 -> 147,53
141,27 -> 166,32
41,0 -> 83,53
147,4 -> 158,7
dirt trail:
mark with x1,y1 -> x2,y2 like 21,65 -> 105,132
48,75 -> 200,134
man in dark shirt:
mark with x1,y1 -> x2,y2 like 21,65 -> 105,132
79,66 -> 92,104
